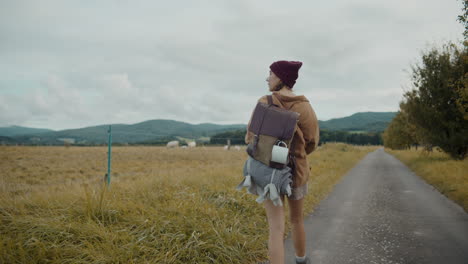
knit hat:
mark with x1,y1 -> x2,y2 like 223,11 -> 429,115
269,60 -> 303,88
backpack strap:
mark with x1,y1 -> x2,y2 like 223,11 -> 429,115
268,94 -> 281,107
267,95 -> 273,105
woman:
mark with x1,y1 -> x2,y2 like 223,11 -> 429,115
245,60 -> 320,264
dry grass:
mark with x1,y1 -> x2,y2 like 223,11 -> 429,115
0,143 -> 377,264
385,147 -> 468,213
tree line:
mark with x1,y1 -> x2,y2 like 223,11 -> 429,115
209,129 -> 382,146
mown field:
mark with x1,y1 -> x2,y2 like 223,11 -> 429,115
386,147 -> 468,213
0,143 -> 378,264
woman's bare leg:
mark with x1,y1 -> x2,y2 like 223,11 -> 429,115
288,197 -> 306,257
263,196 -> 286,264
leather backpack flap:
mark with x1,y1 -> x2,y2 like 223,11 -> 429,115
260,108 -> 298,139
269,93 -> 301,144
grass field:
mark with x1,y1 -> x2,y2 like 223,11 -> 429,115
0,143 -> 378,264
385,147 -> 468,213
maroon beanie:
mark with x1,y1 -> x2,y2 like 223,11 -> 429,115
269,60 -> 303,88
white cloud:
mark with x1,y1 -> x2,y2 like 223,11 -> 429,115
0,0 -> 464,130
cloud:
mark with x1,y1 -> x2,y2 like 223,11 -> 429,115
0,0 -> 464,130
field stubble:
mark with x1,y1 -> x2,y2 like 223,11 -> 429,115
386,147 -> 468,213
0,143 -> 377,263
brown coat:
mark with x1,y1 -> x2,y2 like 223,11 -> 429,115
245,91 -> 320,188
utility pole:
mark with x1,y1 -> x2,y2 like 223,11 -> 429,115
106,125 -> 112,186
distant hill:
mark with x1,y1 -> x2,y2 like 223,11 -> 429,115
2,119 -> 246,145
0,125 -> 54,137
318,112 -> 396,132
0,112 -> 396,145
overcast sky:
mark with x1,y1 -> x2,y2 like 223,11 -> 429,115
0,0 -> 464,130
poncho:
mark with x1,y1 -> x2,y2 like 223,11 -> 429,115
236,157 -> 293,206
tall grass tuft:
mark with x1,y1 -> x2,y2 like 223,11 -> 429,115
386,147 -> 468,213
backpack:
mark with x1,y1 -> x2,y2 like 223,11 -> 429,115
246,94 -> 300,170
237,94 -> 300,206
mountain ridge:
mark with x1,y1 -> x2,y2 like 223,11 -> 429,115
0,112 -> 397,145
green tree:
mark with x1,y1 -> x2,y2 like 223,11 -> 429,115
456,0 -> 468,121
383,111 -> 415,149
455,41 -> 468,120
401,42 -> 468,159
458,0 -> 468,39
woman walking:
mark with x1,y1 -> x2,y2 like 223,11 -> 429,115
245,60 -> 320,264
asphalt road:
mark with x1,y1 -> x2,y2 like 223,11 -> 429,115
284,148 -> 468,264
